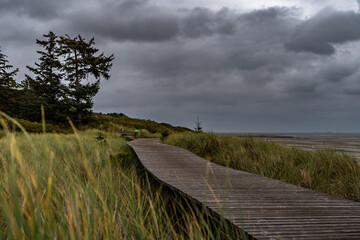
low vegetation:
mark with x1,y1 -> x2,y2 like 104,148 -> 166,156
87,113 -> 191,137
0,112 -> 192,137
0,119 -> 242,239
164,133 -> 360,202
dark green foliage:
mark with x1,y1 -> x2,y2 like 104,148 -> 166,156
96,135 -> 105,140
0,48 -> 18,87
1,32 -> 115,125
16,82 -> 42,121
95,134 -> 107,145
160,131 -> 170,141
26,32 -> 67,123
58,35 -> 114,123
0,118 -> 68,133
0,112 -> 190,135
87,113 -> 192,135
0,49 -> 40,121
162,130 -> 169,138
0,48 -> 19,116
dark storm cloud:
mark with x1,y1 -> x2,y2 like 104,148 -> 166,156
180,7 -> 236,38
67,4 -> 236,42
285,9 -> 360,55
66,0 -> 179,42
319,63 -> 359,82
65,4 -> 291,42
0,0 -> 72,19
2,0 -> 360,132
126,7 -> 299,80
0,14 -> 36,43
106,5 -> 360,114
241,7 -> 296,23
104,5 -> 360,132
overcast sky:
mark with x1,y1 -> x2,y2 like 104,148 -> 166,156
1,0 -> 360,132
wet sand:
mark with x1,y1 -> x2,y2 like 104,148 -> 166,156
218,133 -> 360,160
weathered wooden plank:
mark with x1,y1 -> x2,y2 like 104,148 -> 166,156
128,138 -> 360,240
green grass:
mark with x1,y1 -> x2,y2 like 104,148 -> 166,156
0,119 -> 243,239
164,133 -> 360,202
85,113 -> 192,137
2,113 -> 192,137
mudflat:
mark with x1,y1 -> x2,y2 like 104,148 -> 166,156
218,133 -> 360,160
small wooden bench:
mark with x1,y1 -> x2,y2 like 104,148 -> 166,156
120,130 -> 139,138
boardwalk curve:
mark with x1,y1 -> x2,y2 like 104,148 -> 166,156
128,138 -> 360,240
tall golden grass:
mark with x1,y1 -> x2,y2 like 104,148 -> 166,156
0,116 -> 243,239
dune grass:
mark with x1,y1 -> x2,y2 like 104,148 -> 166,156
84,113 -> 191,137
0,130 -> 4,139
164,133 -> 360,202
0,121 -> 244,239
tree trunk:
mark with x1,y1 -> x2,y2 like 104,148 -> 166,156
75,50 -> 81,122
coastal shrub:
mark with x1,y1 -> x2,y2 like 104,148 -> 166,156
0,118 -> 68,133
164,133 -> 360,202
139,129 -> 160,138
161,130 -> 169,138
1,112 -> 192,137
89,113 -> 191,134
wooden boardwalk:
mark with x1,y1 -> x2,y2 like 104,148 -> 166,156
128,139 -> 360,240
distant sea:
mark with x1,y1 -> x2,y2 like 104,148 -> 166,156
215,133 -> 360,160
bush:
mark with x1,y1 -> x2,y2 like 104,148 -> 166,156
87,113 -> 192,135
162,130 -> 169,138
0,118 -> 68,133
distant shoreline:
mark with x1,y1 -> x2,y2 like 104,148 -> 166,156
215,132 -> 360,135
215,132 -> 360,160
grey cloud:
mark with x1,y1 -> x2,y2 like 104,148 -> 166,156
341,70 -> 360,95
0,14 -> 37,43
69,4 -> 238,42
2,0 -> 360,132
128,7 -> 300,81
344,88 -> 360,95
285,9 -> 360,55
98,16 -> 179,42
0,0 -> 72,19
319,63 -> 359,82
284,76 -> 319,95
344,86 -> 360,95
180,7 -> 235,38
119,0 -> 148,9
66,1 -> 179,42
242,7 -> 296,23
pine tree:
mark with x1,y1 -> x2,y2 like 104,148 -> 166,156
26,31 -> 67,122
59,35 -> 114,123
0,48 -> 19,116
17,78 -> 42,121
